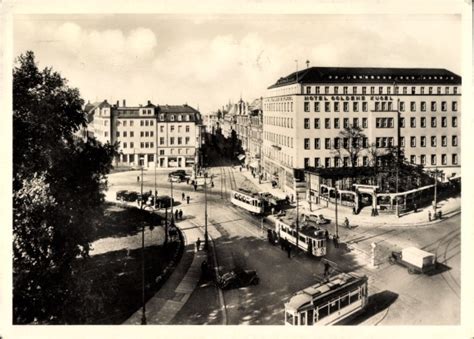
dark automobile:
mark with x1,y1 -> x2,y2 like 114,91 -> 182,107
151,195 -> 174,209
116,190 -> 128,200
122,191 -> 139,202
168,170 -> 186,177
217,267 -> 259,290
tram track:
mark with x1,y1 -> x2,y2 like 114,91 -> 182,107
435,231 -> 461,299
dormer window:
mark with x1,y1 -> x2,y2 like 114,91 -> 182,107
160,114 -> 164,121
170,115 -> 175,121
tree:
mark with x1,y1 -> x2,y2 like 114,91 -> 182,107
335,124 -> 366,168
13,51 -> 118,323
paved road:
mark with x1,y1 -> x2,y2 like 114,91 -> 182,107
107,166 -> 460,325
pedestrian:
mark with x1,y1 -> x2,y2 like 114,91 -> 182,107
428,210 -> 431,221
325,230 -> 329,240
438,210 -> 442,220
352,206 -> 356,215
280,238 -> 285,250
333,235 -> 339,248
291,194 -> 294,203
187,195 -> 190,204
324,262 -> 331,277
182,192 -> 185,201
193,184 -> 197,191
179,209 -> 183,220
186,178 -> 190,184
196,237 -> 201,251
175,209 -> 179,221
240,166 -> 242,172
137,176 -> 140,182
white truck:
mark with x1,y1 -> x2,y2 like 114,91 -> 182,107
389,247 -> 437,274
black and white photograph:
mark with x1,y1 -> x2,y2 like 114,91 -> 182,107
1,0 -> 473,338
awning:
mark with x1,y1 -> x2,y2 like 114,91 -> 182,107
237,154 -> 246,161
249,161 -> 259,168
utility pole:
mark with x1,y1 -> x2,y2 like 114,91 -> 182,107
335,184 -> 339,239
396,95 -> 401,218
139,159 -> 146,325
204,172 -> 209,250
433,167 -> 438,214
154,118 -> 158,209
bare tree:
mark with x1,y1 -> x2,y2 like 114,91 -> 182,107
337,124 -> 367,168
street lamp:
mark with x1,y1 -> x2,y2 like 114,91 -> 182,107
204,170 -> 209,250
139,156 -> 147,325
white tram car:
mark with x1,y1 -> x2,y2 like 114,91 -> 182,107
284,273 -> 368,326
275,214 -> 327,257
230,189 -> 264,214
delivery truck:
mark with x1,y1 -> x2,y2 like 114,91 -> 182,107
389,247 -> 437,274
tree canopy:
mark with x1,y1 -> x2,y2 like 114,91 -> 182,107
13,51 -> 118,324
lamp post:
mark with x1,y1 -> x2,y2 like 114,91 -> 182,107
139,157 -> 147,325
296,190 -> 300,251
204,171 -> 209,250
335,183 -> 339,239
154,118 -> 158,209
433,167 -> 438,214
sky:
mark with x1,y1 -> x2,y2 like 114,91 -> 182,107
13,13 -> 462,114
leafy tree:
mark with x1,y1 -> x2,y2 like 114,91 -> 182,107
336,124 -> 366,168
13,51 -> 117,323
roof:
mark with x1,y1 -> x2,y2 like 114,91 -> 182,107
268,67 -> 462,89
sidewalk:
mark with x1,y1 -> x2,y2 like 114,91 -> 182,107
240,169 -> 461,228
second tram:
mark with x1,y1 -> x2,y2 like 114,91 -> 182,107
230,189 -> 264,214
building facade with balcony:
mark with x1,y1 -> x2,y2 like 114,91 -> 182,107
262,67 -> 461,195
88,99 -> 203,168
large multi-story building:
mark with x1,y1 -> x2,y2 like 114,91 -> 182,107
262,67 -> 461,194
88,99 -> 203,168
247,98 -> 263,176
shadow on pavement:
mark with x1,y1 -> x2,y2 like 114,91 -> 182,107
425,262 -> 451,276
348,290 -> 399,325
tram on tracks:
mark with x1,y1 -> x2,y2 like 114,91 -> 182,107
230,188 -> 264,214
284,272 -> 368,326
275,213 -> 327,257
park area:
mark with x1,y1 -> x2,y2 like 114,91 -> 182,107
14,202 -> 183,324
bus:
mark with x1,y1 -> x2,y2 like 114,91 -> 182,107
284,272 -> 368,326
230,189 -> 264,214
275,214 -> 327,257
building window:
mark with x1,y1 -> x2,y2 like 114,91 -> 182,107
315,138 -> 320,149
362,118 -> 368,128
325,138 -> 331,149
375,102 -> 380,111
325,102 -> 331,112
171,125 -> 175,132
140,131 -> 144,137
362,102 -> 368,112
441,117 -> 447,127
411,86 -> 416,94
343,102 -> 349,112
353,102 -> 359,112
379,86 -> 383,94
431,117 -> 437,128
160,126 -> 164,133
304,138 -> 310,149
431,154 -> 436,165
306,86 -> 311,94
362,87 -> 367,94
123,131 -> 127,137
363,156 -> 368,166
140,142 -> 144,148
363,137 -> 368,148
325,118 -> 330,129
334,102 -> 339,112
353,86 -> 357,94
314,118 -> 320,129
403,87 -> 407,94
160,137 -> 164,145
452,154 -> 458,165
421,136 -> 426,147
431,136 -> 437,147
304,102 -> 310,112
170,137 -> 174,145
394,86 -> 399,94
343,118 -> 349,128
315,102 -> 320,112
400,102 -> 405,112
104,131 -> 108,137
130,131 -> 134,137
410,102 -> 416,112
421,154 -> 426,165
315,157 -> 321,167
410,136 -> 416,147
410,155 -> 416,164
420,117 -> 426,128
334,118 -> 340,129
325,86 -> 329,94
400,117 -> 405,128
370,86 -> 375,94
123,142 -> 127,148
315,86 -> 320,94
130,142 -> 134,148
442,136 -> 447,147
343,138 -> 349,149
186,126 -> 190,132
442,154 -> 447,165
325,157 -> 331,168
452,135 -> 458,146
304,158 -> 310,168
353,118 -> 359,127
410,117 -> 416,128
304,118 -> 310,129
431,102 -> 437,112
335,157 -> 341,167
185,137 -> 190,144
420,87 -> 425,94
159,150 -> 164,155
334,137 -> 340,149
429,87 -> 433,94
452,117 -> 457,127
445,87 -> 449,94
343,157 -> 349,167
453,87 -> 458,94
452,102 -> 458,111
420,102 -> 426,112
140,120 -> 144,126
178,137 -> 182,145
343,86 -> 347,94
400,137 -> 405,147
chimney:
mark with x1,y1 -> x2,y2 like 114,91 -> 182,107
123,99 -> 126,107
116,100 -> 119,107
147,100 -> 151,105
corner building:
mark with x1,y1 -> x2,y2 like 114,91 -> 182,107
262,67 -> 461,194
88,100 -> 203,168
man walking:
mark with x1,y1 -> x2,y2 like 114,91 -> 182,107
428,210 -> 432,222
196,237 -> 201,251
182,192 -> 185,201
287,243 -> 292,258
187,195 -> 190,204
179,209 -> 183,220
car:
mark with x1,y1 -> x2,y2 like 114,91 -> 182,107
304,213 -> 330,225
116,190 -> 128,200
152,195 -> 174,209
169,174 -> 185,183
122,191 -> 139,202
217,267 -> 259,290
168,170 -> 186,177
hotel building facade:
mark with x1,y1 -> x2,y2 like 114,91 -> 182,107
88,100 -> 203,168
262,67 -> 461,194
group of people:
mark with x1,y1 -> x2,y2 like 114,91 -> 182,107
181,192 -> 190,204
174,209 -> 184,221
279,237 -> 293,258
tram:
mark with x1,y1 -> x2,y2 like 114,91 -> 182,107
284,272 -> 368,326
275,214 -> 327,257
230,188 -> 264,214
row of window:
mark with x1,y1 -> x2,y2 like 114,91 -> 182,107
263,146 -> 294,168
264,116 -> 294,128
303,135 -> 458,150
120,137 -> 193,148
305,153 -> 458,168
303,100 -> 458,113
265,102 -> 294,113
265,131 -> 294,148
120,149 -> 193,163
406,135 -> 458,148
401,116 -> 457,128
304,85 -> 458,96
303,116 -> 458,130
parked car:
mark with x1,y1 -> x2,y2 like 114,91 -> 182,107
151,195 -> 174,209
304,213 -> 330,225
121,191 -> 139,202
116,190 -> 128,201
217,267 -> 259,290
